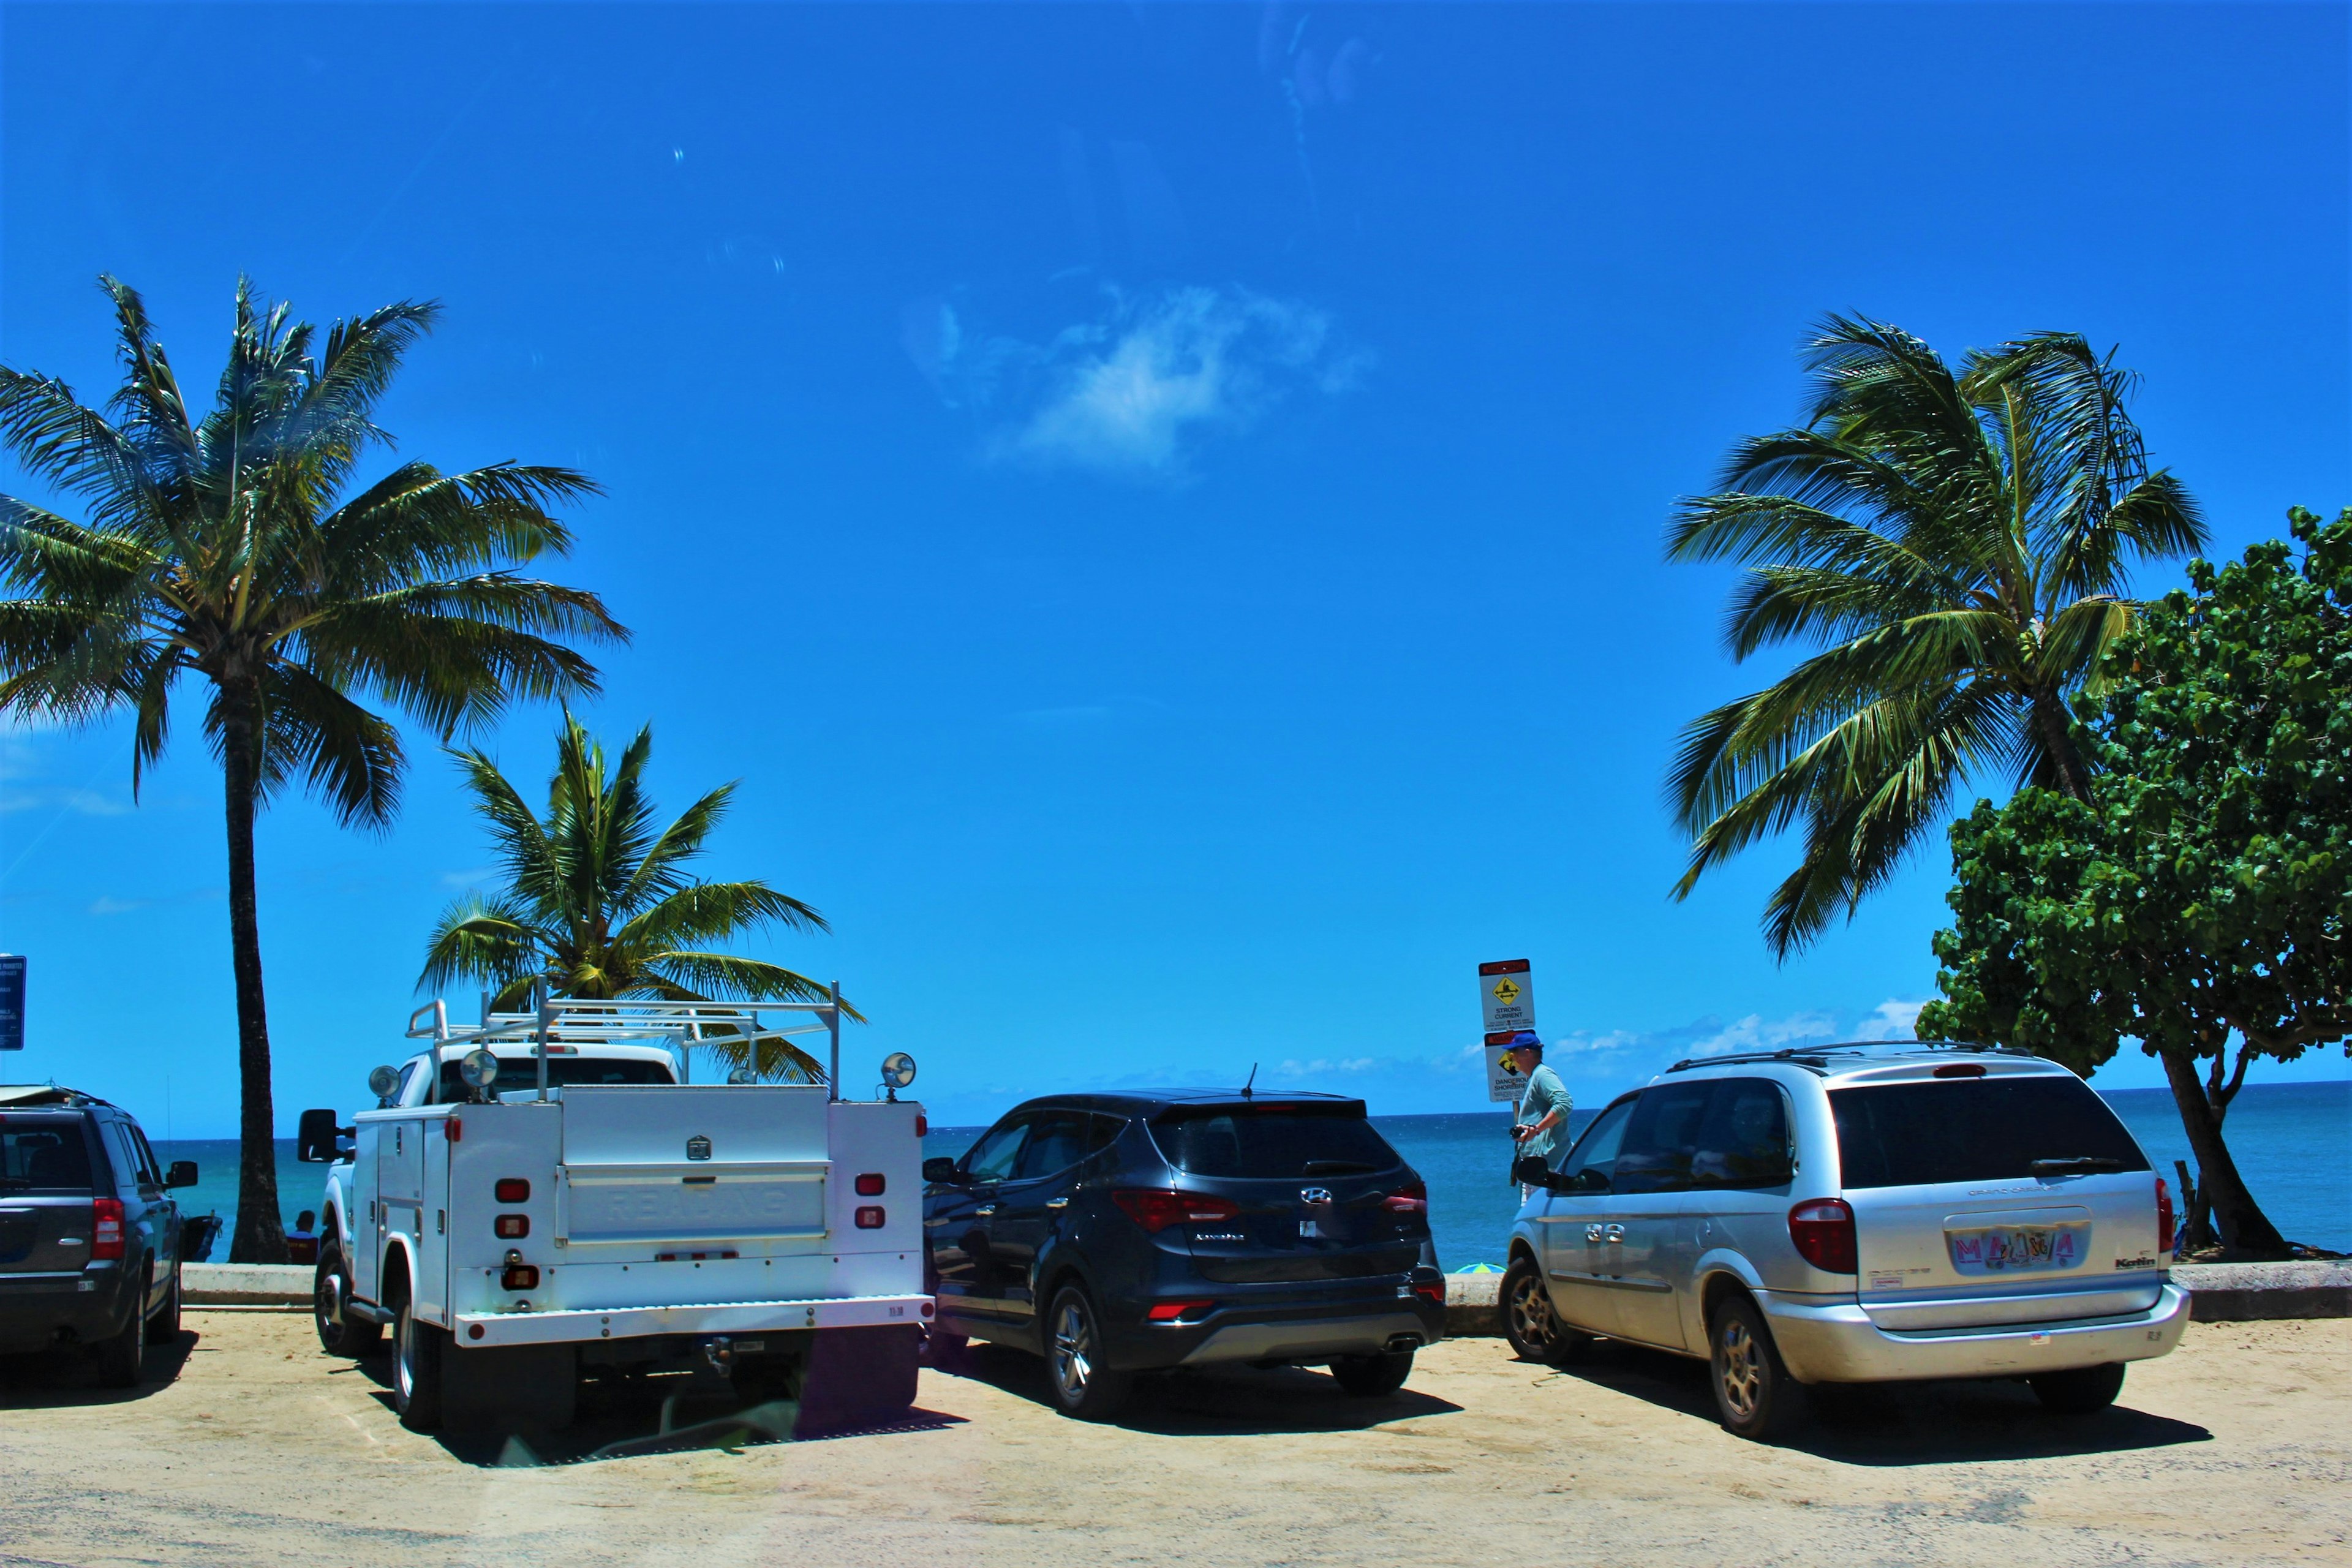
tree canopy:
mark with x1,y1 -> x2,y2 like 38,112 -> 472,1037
1918,508 -> 2352,1254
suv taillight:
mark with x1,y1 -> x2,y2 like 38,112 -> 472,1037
2155,1177 -> 2174,1257
1787,1198 -> 1856,1273
91,1197 -> 126,1261
1384,1180 -> 1428,1213
1112,1189 -> 1242,1234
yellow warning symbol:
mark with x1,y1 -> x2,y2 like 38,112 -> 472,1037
1491,978 -> 1521,1007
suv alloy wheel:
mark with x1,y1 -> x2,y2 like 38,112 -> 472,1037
1044,1283 -> 1132,1421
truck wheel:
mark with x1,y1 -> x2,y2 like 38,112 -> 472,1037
393,1299 -> 445,1431
92,1281 -> 148,1389
1330,1349 -> 1414,1397
1042,1283 -> 1131,1422
2030,1362 -> 2125,1415
147,1267 -> 181,1344
1708,1295 -> 1809,1442
797,1324 -> 922,1433
314,1245 -> 380,1357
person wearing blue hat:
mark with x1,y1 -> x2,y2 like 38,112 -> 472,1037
1506,1032 -> 1572,1196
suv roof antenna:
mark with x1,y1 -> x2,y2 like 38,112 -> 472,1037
1240,1062 -> 1257,1099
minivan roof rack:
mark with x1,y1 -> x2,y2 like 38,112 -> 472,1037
404,985 -> 850,1102
1662,1039 -> 2034,1074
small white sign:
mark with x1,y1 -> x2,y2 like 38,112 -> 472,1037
1479,959 -> 1534,1035
1486,1033 -> 1526,1106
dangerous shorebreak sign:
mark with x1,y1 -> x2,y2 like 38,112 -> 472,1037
1479,960 -> 1533,1104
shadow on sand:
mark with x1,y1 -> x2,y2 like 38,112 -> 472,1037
1522,1339 -> 2212,1464
934,1340 -> 1464,1434
0,1325 -> 199,1406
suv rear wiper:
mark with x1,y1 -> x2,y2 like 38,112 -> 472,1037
2029,1157 -> 2127,1175
1300,1160 -> 1379,1176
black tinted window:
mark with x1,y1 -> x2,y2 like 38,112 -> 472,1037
1152,1109 -> 1401,1180
963,1118 -> 1030,1182
1014,1112 -> 1091,1180
1831,1077 -> 2149,1189
1689,1080 -> 1792,1190
1556,1098 -> 1635,1183
1614,1083 -> 1714,1194
435,1055 -> 676,1099
1,1118 -> 92,1190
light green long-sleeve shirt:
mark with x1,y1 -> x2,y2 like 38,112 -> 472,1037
1515,1063 -> 1573,1166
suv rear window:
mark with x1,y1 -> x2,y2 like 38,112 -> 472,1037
1,1117 -> 94,1191
1831,1076 -> 2149,1189
1152,1108 -> 1402,1180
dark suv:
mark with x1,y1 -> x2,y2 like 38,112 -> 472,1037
0,1086 -> 196,1385
921,1090 -> 1446,1419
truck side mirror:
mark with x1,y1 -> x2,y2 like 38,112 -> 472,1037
164,1160 -> 198,1189
922,1156 -> 963,1185
296,1108 -> 345,1164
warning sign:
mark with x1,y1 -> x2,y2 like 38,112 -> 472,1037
1479,960 -> 1536,1105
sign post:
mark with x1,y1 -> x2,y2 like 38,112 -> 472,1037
1478,959 -> 1532,1105
0,955 -> 23,1053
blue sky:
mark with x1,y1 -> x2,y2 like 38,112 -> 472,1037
1,2 -> 2346,1135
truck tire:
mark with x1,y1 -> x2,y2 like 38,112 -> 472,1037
393,1298 -> 445,1431
314,1245 -> 380,1357
1707,1294 -> 1810,1442
797,1324 -> 922,1434
91,1281 -> 147,1389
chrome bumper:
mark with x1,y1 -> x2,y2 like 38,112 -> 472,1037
1759,1281 -> 2191,1384
445,1293 -> 930,1348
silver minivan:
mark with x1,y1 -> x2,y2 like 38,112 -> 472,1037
1500,1042 -> 2189,1439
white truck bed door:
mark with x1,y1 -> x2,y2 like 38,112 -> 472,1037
559,1086 -> 831,1250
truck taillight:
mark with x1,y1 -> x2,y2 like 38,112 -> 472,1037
445,1118 -> 462,1142
501,1264 -> 539,1291
1110,1189 -> 1242,1234
914,1115 -> 928,1138
91,1197 -> 125,1261
496,1215 -> 530,1239
854,1206 -> 886,1229
855,1173 -> 885,1197
495,1178 -> 530,1203
1788,1198 -> 1856,1273
2156,1177 -> 2174,1257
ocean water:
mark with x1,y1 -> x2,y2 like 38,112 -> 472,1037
167,1080 -> 2346,1267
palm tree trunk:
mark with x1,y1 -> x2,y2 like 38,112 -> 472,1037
2158,1047 -> 2289,1259
2029,690 -> 2094,800
221,677 -> 288,1265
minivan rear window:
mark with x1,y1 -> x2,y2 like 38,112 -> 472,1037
1830,1076 -> 2149,1189
1,1117 -> 94,1190
1152,1109 -> 1402,1180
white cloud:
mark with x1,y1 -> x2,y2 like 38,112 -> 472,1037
1853,998 -> 1929,1041
913,284 -> 1363,481
87,896 -> 151,917
439,867 -> 497,890
1273,1057 -> 1379,1077
1685,1011 -> 1840,1058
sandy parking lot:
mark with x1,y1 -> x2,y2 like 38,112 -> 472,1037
0,1311 -> 2344,1567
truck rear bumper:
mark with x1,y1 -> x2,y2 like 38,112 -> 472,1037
447,1292 -> 932,1348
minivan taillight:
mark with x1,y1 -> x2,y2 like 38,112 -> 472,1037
1112,1189 -> 1242,1234
2155,1177 -> 2174,1257
91,1197 -> 126,1261
1788,1198 -> 1856,1273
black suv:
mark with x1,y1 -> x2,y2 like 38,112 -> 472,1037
921,1090 -> 1445,1419
0,1086 -> 195,1384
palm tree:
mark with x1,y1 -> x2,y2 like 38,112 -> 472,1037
420,713 -> 849,1081
0,277 -> 625,1261
1666,315 -> 2206,957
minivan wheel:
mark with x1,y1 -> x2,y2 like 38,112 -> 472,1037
1043,1284 -> 1131,1422
1708,1295 -> 1809,1441
314,1245 -> 380,1357
2030,1362 -> 2125,1415
393,1299 -> 445,1431
1331,1349 -> 1414,1398
1501,1255 -> 1589,1365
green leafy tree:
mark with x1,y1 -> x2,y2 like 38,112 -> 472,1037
420,713 -> 850,1080
1920,510 -> 2352,1256
1667,316 -> 2206,956
0,279 -> 624,1262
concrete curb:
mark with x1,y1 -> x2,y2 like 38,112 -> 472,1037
184,1264 -> 312,1307
1438,1261 -> 2350,1338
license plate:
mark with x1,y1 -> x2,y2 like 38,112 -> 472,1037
1947,1224 -> 2086,1274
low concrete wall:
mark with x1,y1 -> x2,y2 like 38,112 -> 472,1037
184,1264 -> 311,1308
1438,1261 -> 2348,1338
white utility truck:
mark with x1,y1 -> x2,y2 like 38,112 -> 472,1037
296,991 -> 930,1434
